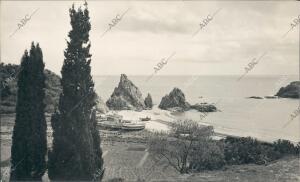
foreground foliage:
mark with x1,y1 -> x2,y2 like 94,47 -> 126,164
48,3 -> 104,181
148,120 -> 223,173
10,43 -> 47,181
224,137 -> 299,165
148,120 -> 299,174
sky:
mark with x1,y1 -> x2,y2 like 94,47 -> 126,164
1,1 -> 299,76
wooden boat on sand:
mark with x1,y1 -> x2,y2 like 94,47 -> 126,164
140,116 -> 151,121
122,120 -> 145,130
97,113 -> 145,131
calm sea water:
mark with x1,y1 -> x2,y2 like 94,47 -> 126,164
94,75 -> 300,143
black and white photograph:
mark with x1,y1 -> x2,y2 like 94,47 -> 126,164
0,0 -> 299,181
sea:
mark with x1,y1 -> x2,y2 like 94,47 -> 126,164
93,75 -> 300,143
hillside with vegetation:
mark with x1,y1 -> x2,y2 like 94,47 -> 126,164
0,63 -> 62,114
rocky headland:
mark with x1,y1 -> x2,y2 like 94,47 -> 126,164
106,74 -> 146,110
0,63 -> 62,114
158,87 -> 190,111
0,63 -> 108,114
190,103 -> 217,112
276,81 -> 300,98
159,87 -> 217,112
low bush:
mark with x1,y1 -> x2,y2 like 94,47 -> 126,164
189,140 -> 225,171
273,139 -> 298,155
148,120 -> 219,174
149,121 -> 299,175
296,142 -> 300,154
224,137 -> 298,165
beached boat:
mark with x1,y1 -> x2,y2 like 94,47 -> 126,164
140,116 -> 151,121
106,113 -> 123,122
97,113 -> 145,130
97,113 -> 123,129
96,113 -> 107,121
122,120 -> 146,131
98,121 -> 123,130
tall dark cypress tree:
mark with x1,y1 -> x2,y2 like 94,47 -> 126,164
48,2 -> 104,181
10,42 -> 47,181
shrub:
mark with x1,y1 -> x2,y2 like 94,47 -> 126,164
224,137 -> 298,166
148,120 -> 222,173
273,139 -> 298,155
296,142 -> 300,154
189,140 -> 225,171
149,123 -> 299,175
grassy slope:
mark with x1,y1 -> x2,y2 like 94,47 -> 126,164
183,156 -> 300,182
2,139 -> 299,182
100,132 -> 300,182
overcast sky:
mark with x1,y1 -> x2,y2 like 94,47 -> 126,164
1,1 -> 299,76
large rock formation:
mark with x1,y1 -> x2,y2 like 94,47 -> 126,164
106,74 -> 146,110
144,93 -> 153,109
159,88 -> 190,110
159,87 -> 218,112
190,103 -> 217,112
276,81 -> 300,98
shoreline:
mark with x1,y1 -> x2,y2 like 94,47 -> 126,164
1,109 -> 299,144
113,108 -> 300,144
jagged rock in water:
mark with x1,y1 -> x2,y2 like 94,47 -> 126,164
144,93 -> 153,109
190,103 -> 217,112
264,96 -> 278,99
96,95 -> 109,113
159,87 -> 190,110
276,81 -> 300,98
247,96 -> 264,99
159,87 -> 219,113
106,74 -> 145,110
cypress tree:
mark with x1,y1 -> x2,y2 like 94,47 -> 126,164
10,42 -> 47,181
48,2 -> 104,181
